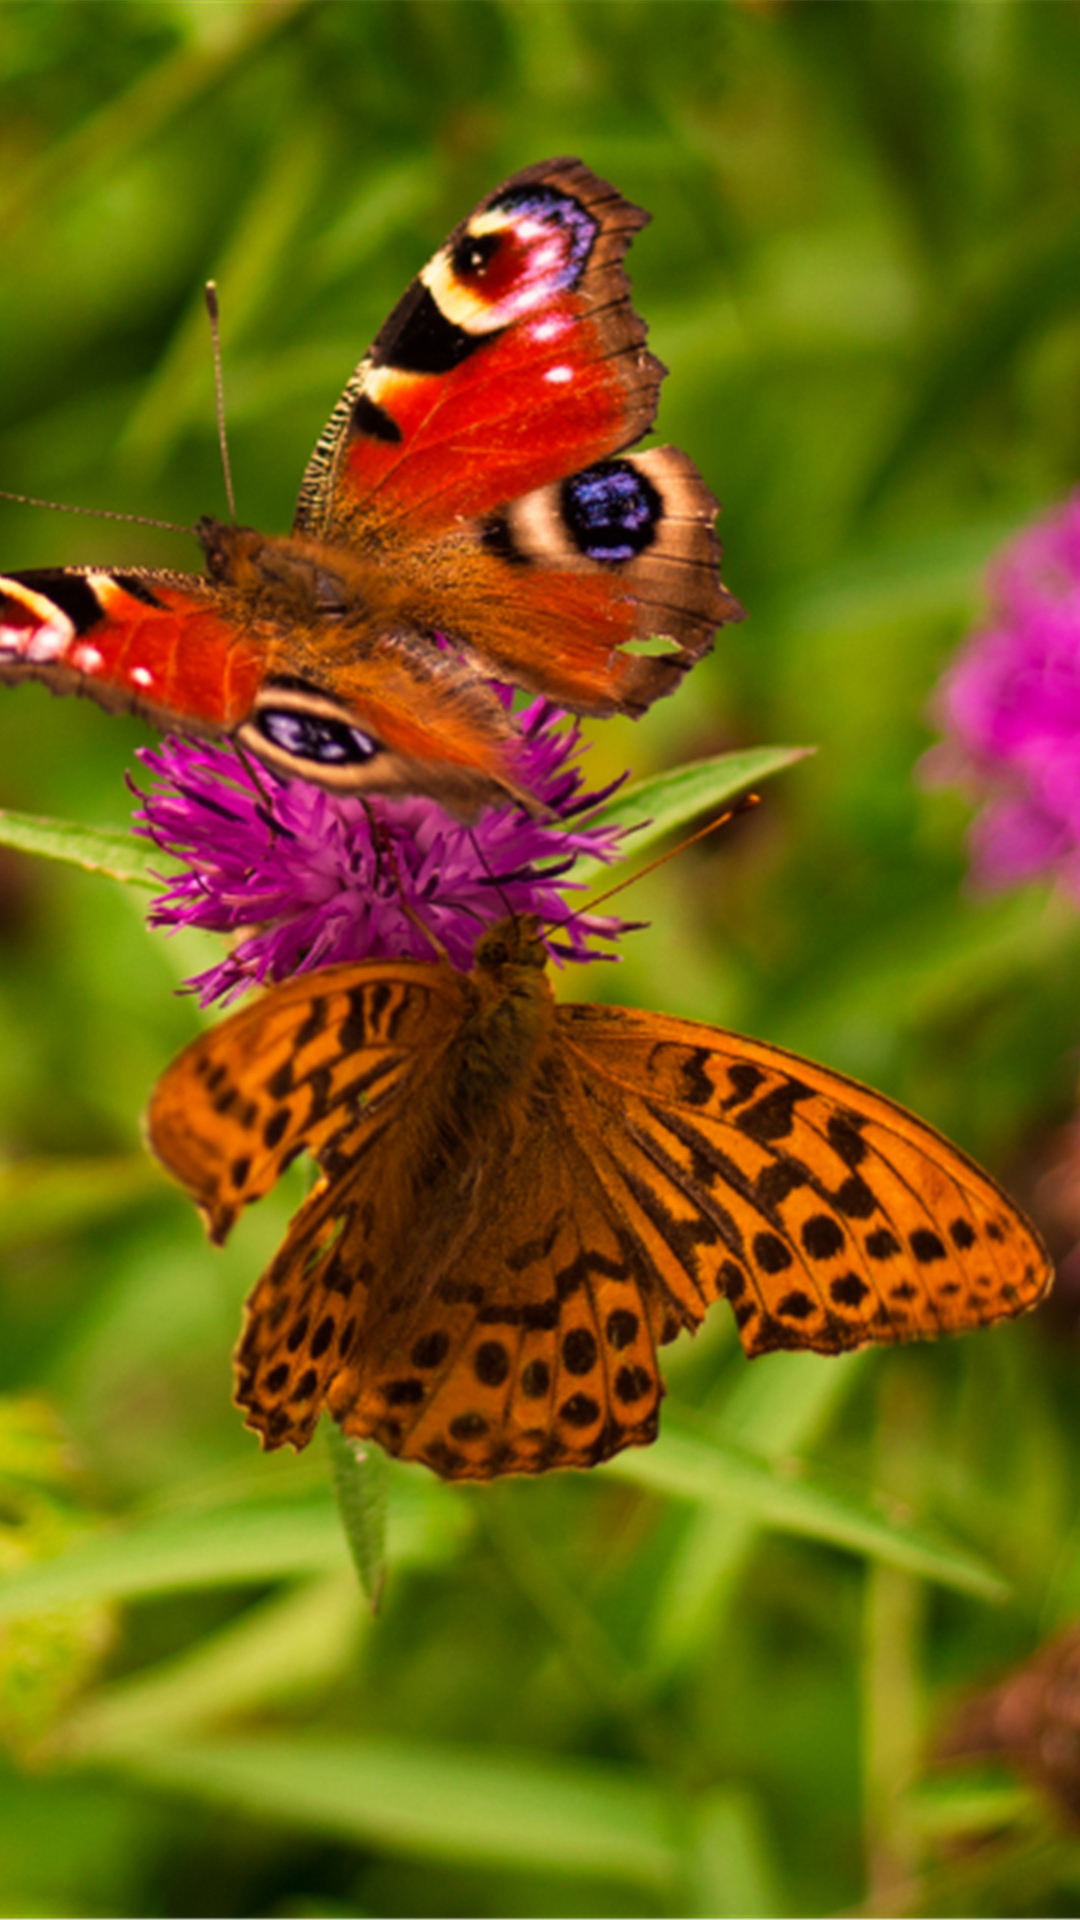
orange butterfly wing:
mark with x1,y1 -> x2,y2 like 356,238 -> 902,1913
148,922 -> 1052,1481
558,1005 -> 1051,1357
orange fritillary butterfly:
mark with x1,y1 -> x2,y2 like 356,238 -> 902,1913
147,916 -> 1052,1480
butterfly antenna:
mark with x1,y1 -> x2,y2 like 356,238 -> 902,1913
546,793 -> 761,939
467,827 -> 516,924
0,489 -> 191,536
230,738 -> 293,838
205,281 -> 237,526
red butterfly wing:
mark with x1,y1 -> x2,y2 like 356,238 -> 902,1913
0,567 -> 527,815
292,158 -> 742,716
0,568 -> 263,724
2,160 -> 738,763
294,158 -> 659,541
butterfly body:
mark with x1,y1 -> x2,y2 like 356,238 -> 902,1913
148,916 -> 1052,1482
1,158 -> 741,814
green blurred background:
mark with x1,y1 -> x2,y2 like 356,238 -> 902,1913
3,3 -> 1080,1914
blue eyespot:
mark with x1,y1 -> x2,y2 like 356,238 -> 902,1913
560,460 -> 662,563
256,709 -> 380,766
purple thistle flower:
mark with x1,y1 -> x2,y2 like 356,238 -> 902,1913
927,491 -> 1080,896
134,697 -> 631,1005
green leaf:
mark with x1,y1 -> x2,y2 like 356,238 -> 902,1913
574,744 -> 813,887
98,1733 -> 680,1892
0,809 -> 161,886
606,1410 -> 1007,1601
325,1424 -> 389,1609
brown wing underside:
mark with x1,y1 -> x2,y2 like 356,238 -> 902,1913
232,1111 -> 671,1478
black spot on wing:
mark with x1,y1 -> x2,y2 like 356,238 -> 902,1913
755,1159 -> 810,1208
480,512 -> 528,566
676,1047 -> 714,1107
559,1392 -> 601,1430
753,1232 -> 792,1274
562,1327 -> 598,1374
776,1289 -> 816,1321
113,572 -> 169,609
450,227 -> 502,280
10,570 -> 105,633
866,1227 -> 901,1260
614,1365 -> 651,1403
294,997 -> 328,1049
605,1308 -> 639,1349
520,1359 -> 550,1399
350,392 -> 403,444
826,1111 -> 869,1168
802,1214 -> 845,1260
910,1229 -> 947,1264
722,1063 -> 766,1111
412,1331 -> 449,1368
736,1079 -> 813,1144
474,1341 -> 511,1387
373,281 -> 493,375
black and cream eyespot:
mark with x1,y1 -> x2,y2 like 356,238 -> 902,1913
237,687 -> 385,788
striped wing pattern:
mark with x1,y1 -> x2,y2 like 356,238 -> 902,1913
146,961 -> 462,1246
560,1005 -> 1051,1358
148,935 -> 1052,1482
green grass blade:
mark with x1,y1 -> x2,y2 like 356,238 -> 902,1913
644,1352 -> 869,1674
100,1734 -> 680,1892
325,1425 -> 389,1610
0,809 -> 161,886
687,1787 -> 781,1920
60,1574 -> 363,1756
0,1477 -> 471,1618
0,1503 -> 349,1615
606,1412 -> 1007,1600
0,751 -> 809,896
909,1777 -> 1034,1839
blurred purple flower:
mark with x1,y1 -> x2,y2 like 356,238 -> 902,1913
927,492 -> 1080,894
134,698 -> 631,1005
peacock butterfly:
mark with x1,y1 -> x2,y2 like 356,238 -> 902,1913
0,158 -> 742,817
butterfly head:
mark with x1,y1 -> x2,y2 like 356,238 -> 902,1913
195,516 -> 352,616
472,914 -> 549,979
